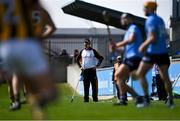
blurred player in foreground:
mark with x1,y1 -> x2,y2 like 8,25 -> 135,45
136,1 -> 174,108
114,13 -> 144,107
0,0 -> 58,119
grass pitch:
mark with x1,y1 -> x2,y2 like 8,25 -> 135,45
0,83 -> 180,120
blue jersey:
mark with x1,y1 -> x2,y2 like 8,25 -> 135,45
123,24 -> 143,58
145,14 -> 168,54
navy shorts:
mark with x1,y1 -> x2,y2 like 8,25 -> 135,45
142,53 -> 170,66
122,57 -> 142,72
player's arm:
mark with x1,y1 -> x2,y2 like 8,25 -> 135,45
139,19 -> 156,53
116,32 -> 136,48
40,9 -> 56,38
139,31 -> 156,53
36,3 -> 56,38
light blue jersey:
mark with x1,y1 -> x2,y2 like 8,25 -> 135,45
124,24 -> 143,58
145,13 -> 168,54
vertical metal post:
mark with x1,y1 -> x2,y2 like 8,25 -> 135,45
178,0 -> 180,18
172,0 -> 178,18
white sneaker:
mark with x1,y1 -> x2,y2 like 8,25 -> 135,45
9,101 -> 21,111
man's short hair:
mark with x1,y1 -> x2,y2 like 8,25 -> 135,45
117,56 -> 122,60
84,39 -> 91,44
144,1 -> 157,10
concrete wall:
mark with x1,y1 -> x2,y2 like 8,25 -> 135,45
67,64 -> 81,90
67,61 -> 180,96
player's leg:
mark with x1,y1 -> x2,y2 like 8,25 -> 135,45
21,80 -> 28,104
115,64 -> 137,105
10,73 -> 21,110
0,42 -> 21,110
136,61 -> 153,105
22,71 -> 58,119
6,75 -> 14,107
5,72 -> 20,110
158,65 -> 174,108
15,41 -> 58,119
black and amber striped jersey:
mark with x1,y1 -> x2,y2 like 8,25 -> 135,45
0,0 -> 39,41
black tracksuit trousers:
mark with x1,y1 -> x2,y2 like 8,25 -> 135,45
83,68 -> 98,102
156,74 -> 167,100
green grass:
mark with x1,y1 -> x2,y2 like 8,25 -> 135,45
0,83 -> 180,120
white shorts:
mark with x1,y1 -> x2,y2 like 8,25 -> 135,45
0,39 -> 48,76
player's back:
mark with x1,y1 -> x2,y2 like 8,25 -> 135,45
0,0 -> 37,41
